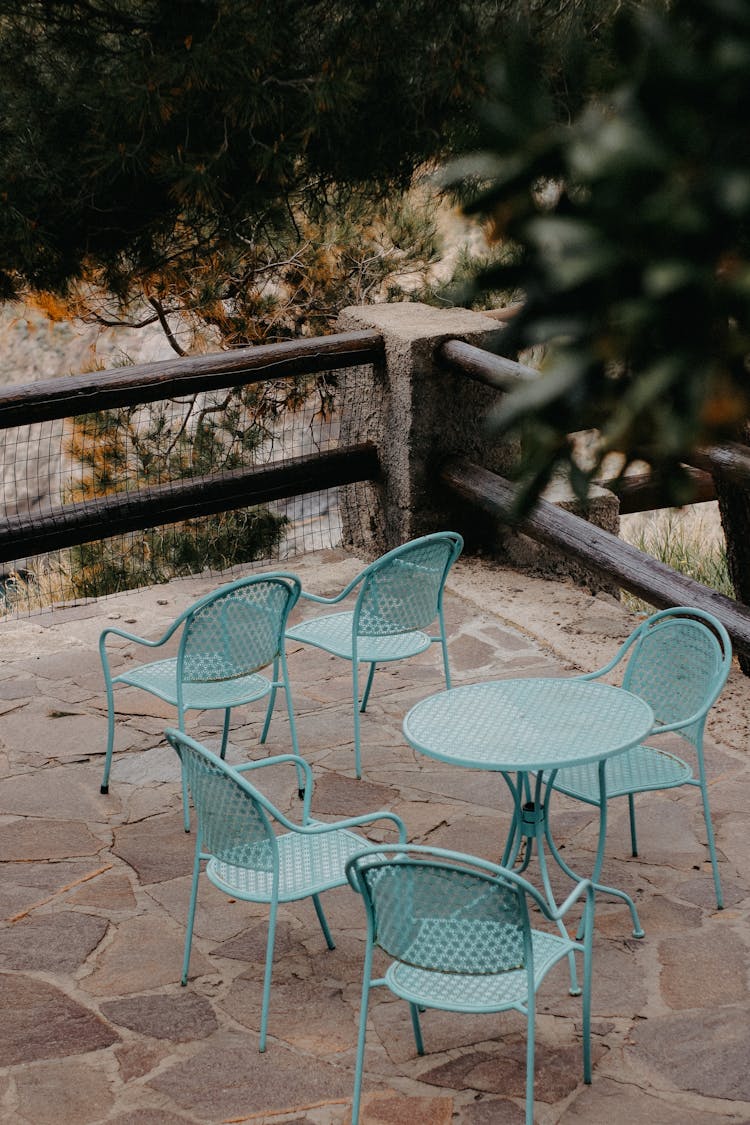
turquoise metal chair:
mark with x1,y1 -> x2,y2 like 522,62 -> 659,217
286,532 -> 463,778
346,844 -> 593,1125
165,729 -> 406,1052
100,572 -> 303,830
546,606 -> 732,908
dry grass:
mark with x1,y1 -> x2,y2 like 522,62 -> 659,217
620,502 -> 732,611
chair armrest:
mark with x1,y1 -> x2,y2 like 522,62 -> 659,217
292,809 -> 407,842
296,563 -> 371,606
543,878 -> 594,923
99,616 -> 184,651
532,878 -> 595,953
234,754 -> 314,819
573,659 -> 622,682
484,860 -> 592,925
647,708 -> 711,735
235,753 -> 311,777
297,583 -> 358,608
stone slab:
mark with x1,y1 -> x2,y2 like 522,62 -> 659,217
0,973 -> 118,1066
13,1055 -> 116,1125
100,991 -> 218,1041
630,1006 -> 750,1101
147,1031 -> 352,1117
81,912 -> 211,997
112,813 -> 194,885
0,910 -> 108,972
0,818 -> 101,861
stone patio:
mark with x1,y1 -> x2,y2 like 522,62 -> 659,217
1,548 -> 750,1124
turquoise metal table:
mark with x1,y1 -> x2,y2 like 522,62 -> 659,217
403,678 -> 655,940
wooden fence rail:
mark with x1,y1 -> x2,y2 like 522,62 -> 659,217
0,330 -> 384,568
0,445 -> 379,565
0,330 -> 384,428
441,457 -> 750,659
439,339 -> 538,390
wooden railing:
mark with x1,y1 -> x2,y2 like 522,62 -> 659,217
0,330 -> 383,566
439,339 -> 750,660
6,311 -> 750,660
441,457 -> 750,658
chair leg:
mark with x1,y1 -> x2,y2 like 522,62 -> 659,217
438,613 -> 451,689
260,658 -> 305,796
587,795 -> 644,940
351,948 -> 374,1125
628,793 -> 638,856
698,779 -> 724,909
311,894 -> 335,950
100,684 -> 116,794
259,899 -> 279,1053
281,655 -> 306,798
409,1002 -> 425,1055
260,658 -> 279,745
352,662 -> 363,779
181,767 -> 191,833
181,845 -> 202,986
360,663 -> 376,712
178,711 -> 191,833
219,708 -> 231,759
525,999 -> 535,1125
582,945 -> 593,1084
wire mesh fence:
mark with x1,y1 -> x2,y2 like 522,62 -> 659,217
0,355 -> 381,617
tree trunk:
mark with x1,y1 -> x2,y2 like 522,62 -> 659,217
714,429 -> 750,673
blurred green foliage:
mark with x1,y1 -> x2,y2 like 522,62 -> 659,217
453,0 -> 750,511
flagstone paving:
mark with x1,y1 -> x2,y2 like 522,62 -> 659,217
1,548 -> 750,1124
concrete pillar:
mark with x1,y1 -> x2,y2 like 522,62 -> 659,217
336,302 -> 514,556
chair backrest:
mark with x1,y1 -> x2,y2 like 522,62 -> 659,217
347,846 -> 532,975
621,607 -> 732,745
354,532 -> 463,637
180,573 -> 301,683
165,729 -> 276,870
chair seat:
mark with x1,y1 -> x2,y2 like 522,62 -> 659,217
207,825 -> 374,902
386,927 -> 574,1012
550,743 -> 693,804
287,611 -> 432,663
114,659 -> 272,710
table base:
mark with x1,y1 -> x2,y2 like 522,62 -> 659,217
502,773 -> 645,945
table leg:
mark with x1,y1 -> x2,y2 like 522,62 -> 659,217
502,771 -> 581,995
500,771 -> 525,868
542,763 -> 645,940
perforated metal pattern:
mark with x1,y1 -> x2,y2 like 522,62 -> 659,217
115,661 -> 270,708
179,739 -> 273,867
624,619 -> 723,748
287,611 -> 431,662
357,540 -> 455,636
208,827 -> 373,902
182,580 -> 290,682
551,743 -> 692,802
385,929 -> 571,1011
404,679 -> 654,772
362,861 -> 525,973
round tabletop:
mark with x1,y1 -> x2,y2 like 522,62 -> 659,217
403,678 -> 654,773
